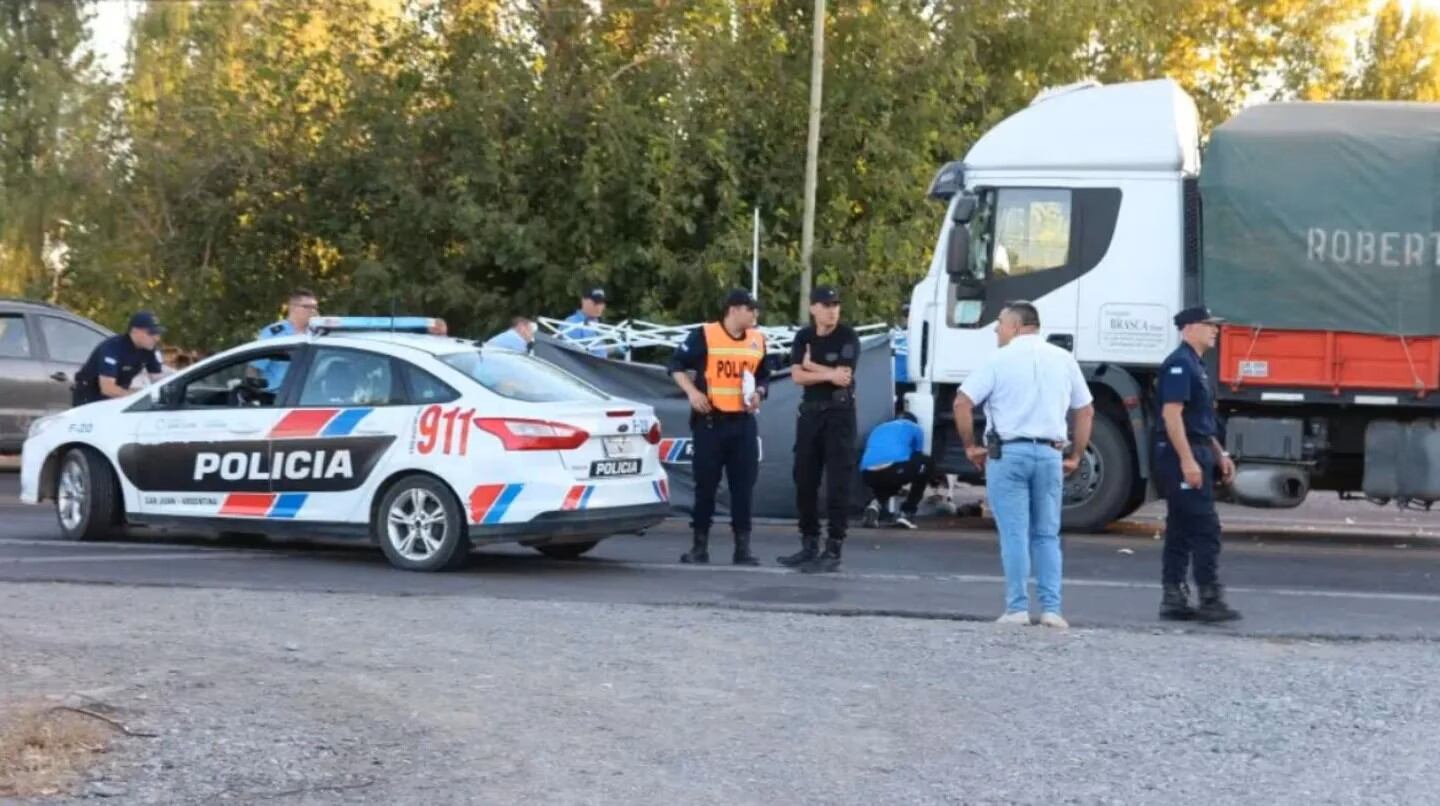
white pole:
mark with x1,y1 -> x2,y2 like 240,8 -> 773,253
752,206 -> 760,300
798,0 -> 825,321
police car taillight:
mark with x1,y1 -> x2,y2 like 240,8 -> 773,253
474,418 -> 589,451
644,421 -> 662,445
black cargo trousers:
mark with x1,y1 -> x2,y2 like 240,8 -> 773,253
690,412 -> 759,536
794,400 -> 857,542
1153,440 -> 1222,587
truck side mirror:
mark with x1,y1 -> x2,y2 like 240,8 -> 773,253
951,194 -> 977,224
945,222 -> 972,278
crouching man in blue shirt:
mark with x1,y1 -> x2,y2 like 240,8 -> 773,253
859,412 -> 932,529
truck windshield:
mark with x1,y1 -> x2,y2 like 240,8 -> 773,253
440,350 -> 610,403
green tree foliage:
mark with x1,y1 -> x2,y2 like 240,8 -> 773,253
20,0 -> 1435,350
0,0 -> 101,297
1345,0 -> 1440,101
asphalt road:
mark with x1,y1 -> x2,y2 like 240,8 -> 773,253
3,473 -> 1439,641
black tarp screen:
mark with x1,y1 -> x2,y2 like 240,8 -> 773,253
532,332 -> 895,519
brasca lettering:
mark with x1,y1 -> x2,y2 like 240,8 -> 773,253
193,450 -> 354,482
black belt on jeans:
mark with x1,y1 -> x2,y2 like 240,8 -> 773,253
1000,436 -> 1063,447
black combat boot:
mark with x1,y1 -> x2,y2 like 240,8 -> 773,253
1159,583 -> 1197,621
1196,584 -> 1241,623
777,536 -> 819,567
801,538 -> 843,574
732,532 -> 760,566
680,531 -> 709,564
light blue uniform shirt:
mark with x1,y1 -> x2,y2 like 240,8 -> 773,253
254,319 -> 301,391
485,328 -> 531,353
560,310 -> 610,357
893,329 -> 909,383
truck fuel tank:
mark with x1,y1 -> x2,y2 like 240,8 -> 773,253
1364,420 -> 1440,505
1227,464 -> 1310,508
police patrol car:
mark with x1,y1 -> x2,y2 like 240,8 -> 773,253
18,317 -> 670,571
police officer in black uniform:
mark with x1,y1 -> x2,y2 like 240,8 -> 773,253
780,285 -> 861,573
1154,305 -> 1241,623
668,289 -> 771,566
72,312 -> 166,406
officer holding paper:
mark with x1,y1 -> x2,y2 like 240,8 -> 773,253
668,289 -> 771,566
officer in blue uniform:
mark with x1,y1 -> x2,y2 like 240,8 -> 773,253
560,287 -> 622,358
72,312 -> 166,406
667,289 -> 771,566
1154,305 -> 1241,623
892,302 -> 912,415
253,288 -> 319,391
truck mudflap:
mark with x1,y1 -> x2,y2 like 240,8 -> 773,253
1364,420 -> 1440,505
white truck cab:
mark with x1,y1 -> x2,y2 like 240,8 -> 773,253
906,79 -> 1204,530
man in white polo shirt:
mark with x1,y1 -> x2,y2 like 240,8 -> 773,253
953,301 -> 1094,628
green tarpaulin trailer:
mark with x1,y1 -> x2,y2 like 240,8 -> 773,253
1201,101 -> 1440,336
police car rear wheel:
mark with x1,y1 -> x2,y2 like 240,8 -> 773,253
376,476 -> 470,572
56,447 -> 122,542
534,541 -> 599,560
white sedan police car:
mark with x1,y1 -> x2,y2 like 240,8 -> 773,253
19,319 -> 671,571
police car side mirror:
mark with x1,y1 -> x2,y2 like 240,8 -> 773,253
156,382 -> 183,409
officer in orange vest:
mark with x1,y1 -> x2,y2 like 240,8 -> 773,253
668,289 -> 772,565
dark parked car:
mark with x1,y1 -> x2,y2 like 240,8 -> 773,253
0,299 -> 112,453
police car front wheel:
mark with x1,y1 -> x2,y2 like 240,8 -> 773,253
55,447 -> 123,542
376,476 -> 471,572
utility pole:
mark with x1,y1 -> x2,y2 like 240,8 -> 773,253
798,0 -> 825,321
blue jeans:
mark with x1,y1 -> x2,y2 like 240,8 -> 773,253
984,441 -> 1064,614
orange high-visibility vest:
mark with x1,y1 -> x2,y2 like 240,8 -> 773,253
702,322 -> 766,413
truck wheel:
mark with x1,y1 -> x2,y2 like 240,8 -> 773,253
1061,414 -> 1134,533
55,447 -> 123,542
375,476 -> 471,572
535,541 -> 600,560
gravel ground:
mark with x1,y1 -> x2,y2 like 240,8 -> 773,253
2,582 -> 1437,805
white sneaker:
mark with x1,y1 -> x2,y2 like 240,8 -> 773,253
862,501 -> 880,529
996,611 -> 1031,626
1039,612 -> 1069,629
893,513 -> 916,529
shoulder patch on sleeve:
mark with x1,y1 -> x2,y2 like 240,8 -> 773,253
1169,366 -> 1184,375
103,356 -> 117,365
268,323 -> 285,334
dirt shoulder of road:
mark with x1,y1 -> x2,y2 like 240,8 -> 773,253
2,581 -> 1438,805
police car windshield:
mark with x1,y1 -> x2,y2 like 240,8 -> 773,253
441,350 -> 609,403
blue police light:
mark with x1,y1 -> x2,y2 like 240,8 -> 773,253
310,316 -> 443,334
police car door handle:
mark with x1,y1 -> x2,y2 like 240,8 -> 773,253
50,371 -> 68,382
227,423 -> 261,434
